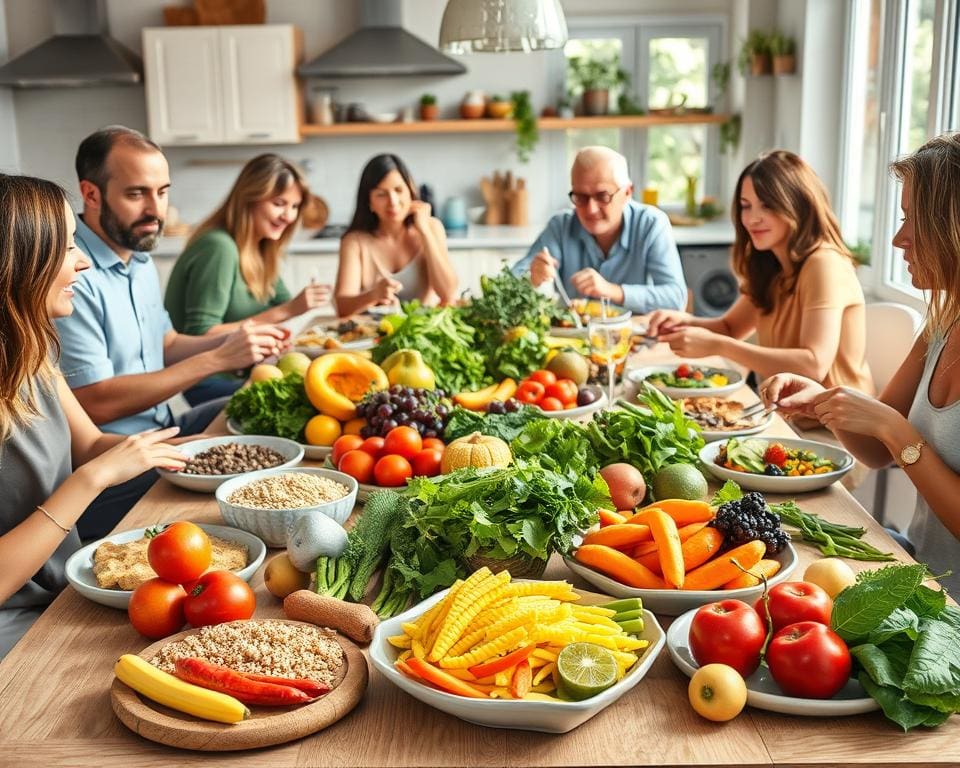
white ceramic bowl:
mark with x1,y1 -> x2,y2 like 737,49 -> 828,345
699,437 -> 854,493
157,435 -> 304,493
226,418 -> 332,462
64,523 -> 266,610
215,467 -> 358,547
563,543 -> 798,616
537,386 -> 607,419
369,585 -> 665,733
625,364 -> 744,400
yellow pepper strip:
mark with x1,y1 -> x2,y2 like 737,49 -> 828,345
398,650 -> 413,661
411,638 -> 426,660
613,637 -> 650,651
532,648 -> 559,663
387,634 -> 412,649
573,621 -> 618,636
488,688 -> 513,699
439,626 -> 527,669
610,649 -> 640,667
532,662 -> 556,686
530,682 -> 557,693
494,670 -> 512,688
523,692 -> 561,702
572,605 -> 617,618
528,656 -> 549,669
583,634 -> 618,650
444,668 -> 479,681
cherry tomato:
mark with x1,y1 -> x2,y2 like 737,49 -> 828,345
331,434 -> 364,467
374,454 -> 414,487
411,448 -> 443,477
183,570 -> 256,628
338,449 -> 375,484
421,437 -> 446,453
359,436 -> 386,459
128,578 -> 186,639
527,369 -> 557,387
383,425 -> 422,460
754,581 -> 833,632
539,396 -> 565,411
146,521 -> 212,583
676,363 -> 692,378
766,621 -> 852,698
688,599 -> 766,677
516,380 -> 546,404
545,379 -> 579,405
688,663 -> 748,722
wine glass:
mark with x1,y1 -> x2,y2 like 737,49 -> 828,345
589,306 -> 633,404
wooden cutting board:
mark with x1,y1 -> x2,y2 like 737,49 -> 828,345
111,620 -> 368,751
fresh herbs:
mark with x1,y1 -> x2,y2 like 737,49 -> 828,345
511,418 -> 599,481
224,373 -> 316,441
444,403 -> 546,443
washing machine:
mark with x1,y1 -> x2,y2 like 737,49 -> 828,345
678,244 -> 739,317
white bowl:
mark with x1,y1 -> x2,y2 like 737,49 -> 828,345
157,435 -> 304,493
625,363 -> 744,400
226,418 -> 332,462
64,523 -> 266,610
563,543 -> 797,616
215,467 -> 358,547
369,111 -> 398,123
699,437 -> 854,493
369,585 -> 665,733
536,386 -> 607,419
666,608 -> 879,715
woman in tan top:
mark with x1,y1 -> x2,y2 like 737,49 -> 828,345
646,150 -> 873,394
335,154 -> 458,316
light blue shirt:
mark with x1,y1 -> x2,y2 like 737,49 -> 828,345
55,215 -> 174,434
512,200 -> 686,313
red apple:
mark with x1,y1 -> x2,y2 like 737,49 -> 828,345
599,463 -> 647,511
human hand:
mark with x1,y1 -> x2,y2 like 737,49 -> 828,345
529,247 -> 558,287
370,276 -> 403,306
759,373 -> 825,419
213,321 -> 287,370
570,268 -> 620,302
811,387 -> 903,438
291,282 -> 332,315
658,326 -> 717,358
83,427 -> 188,490
409,199 -> 433,230
645,309 -> 691,337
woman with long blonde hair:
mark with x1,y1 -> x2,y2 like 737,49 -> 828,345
0,174 -> 187,658
763,134 -> 960,596
646,150 -> 873,393
164,154 -> 330,403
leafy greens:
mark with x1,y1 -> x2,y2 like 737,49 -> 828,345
224,373 -> 316,441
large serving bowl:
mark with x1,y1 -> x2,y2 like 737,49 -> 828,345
226,418 -> 331,462
369,584 -> 665,733
157,435 -> 304,493
215,467 -> 358,547
624,363 -> 744,401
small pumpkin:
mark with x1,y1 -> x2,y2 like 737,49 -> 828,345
441,432 -> 512,474
305,352 -> 388,422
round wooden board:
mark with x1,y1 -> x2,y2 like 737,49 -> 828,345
110,620 -> 368,751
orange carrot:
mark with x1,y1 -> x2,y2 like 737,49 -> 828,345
574,544 -> 666,589
721,558 -> 782,589
631,540 -> 659,558
468,645 -> 535,678
630,499 -> 714,526
598,509 -> 628,527
405,658 -> 488,699
678,521 -> 710,540
509,659 -> 532,698
581,523 -> 653,549
681,540 -> 766,591
395,659 -> 420,681
636,526 -> 725,575
631,521 -> 709,558
629,508 -> 684,589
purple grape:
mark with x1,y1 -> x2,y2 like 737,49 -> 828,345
487,400 -> 506,415
395,412 -> 410,425
376,404 -> 393,419
504,398 -> 520,413
382,418 -> 398,432
424,429 -> 438,439
360,425 -> 372,438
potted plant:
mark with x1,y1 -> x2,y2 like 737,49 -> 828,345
719,114 -> 741,155
567,54 -> 629,116
510,90 -> 538,162
770,32 -> 797,75
711,61 -> 731,106
738,30 -> 772,76
486,94 -> 512,119
419,93 -> 438,121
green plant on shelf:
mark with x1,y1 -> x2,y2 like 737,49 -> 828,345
719,114 -> 741,155
769,32 -> 797,57
846,240 -> 871,266
510,90 -> 538,163
616,92 -> 646,116
737,29 -> 772,75
420,93 -> 437,106
711,61 -> 731,105
567,54 -> 629,93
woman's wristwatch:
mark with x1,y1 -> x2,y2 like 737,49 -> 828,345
897,438 -> 926,468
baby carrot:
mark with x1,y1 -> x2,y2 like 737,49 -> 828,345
636,526 -> 725,575
581,523 -> 652,549
681,540 -> 766,591
629,499 -> 714,526
598,509 -> 628,527
574,544 -> 666,589
721,558 -> 782,589
630,508 -> 684,589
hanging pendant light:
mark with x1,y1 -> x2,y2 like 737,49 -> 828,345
439,0 -> 568,54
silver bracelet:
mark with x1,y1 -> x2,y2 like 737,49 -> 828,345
37,505 -> 70,534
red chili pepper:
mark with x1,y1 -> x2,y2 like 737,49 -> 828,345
173,658 -> 313,706
234,671 -> 329,698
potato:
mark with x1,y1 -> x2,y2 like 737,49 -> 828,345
803,558 -> 856,599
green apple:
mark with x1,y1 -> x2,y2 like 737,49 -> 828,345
277,351 -> 311,377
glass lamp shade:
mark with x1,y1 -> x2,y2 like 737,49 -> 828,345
439,0 -> 568,54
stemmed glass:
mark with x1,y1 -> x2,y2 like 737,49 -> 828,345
589,302 -> 633,405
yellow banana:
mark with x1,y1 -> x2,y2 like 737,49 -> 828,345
114,654 -> 250,724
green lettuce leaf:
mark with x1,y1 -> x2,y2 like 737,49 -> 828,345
830,563 -> 927,643
858,673 -> 951,731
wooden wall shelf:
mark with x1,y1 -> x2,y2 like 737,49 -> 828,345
299,113 -> 729,137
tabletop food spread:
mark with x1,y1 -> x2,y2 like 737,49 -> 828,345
3,268 -> 958,767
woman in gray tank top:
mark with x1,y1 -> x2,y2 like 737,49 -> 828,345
335,154 -> 458,317
0,175 -> 189,658
757,133 -> 960,597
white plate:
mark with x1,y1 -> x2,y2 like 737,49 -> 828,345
536,387 -> 607,419
366,304 -> 400,317
666,608 -> 879,715
681,398 -> 775,442
157,434 -> 304,493
293,337 -> 376,358
549,325 -> 590,339
626,364 -> 744,400
699,437 -> 854,493
64,524 -> 266,610
563,543 -> 797,616
370,585 -> 665,733
226,418 -> 332,461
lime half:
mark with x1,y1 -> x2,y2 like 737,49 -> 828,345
556,642 -> 619,700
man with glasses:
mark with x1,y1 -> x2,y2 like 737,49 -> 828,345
512,146 -> 685,313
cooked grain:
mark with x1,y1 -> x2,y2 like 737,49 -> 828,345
183,443 -> 287,475
227,472 -> 348,509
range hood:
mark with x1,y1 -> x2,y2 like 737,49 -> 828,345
299,0 -> 466,78
0,0 -> 141,88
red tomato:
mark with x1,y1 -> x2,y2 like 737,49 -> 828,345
676,363 -> 692,378
338,449 -> 375,484
421,437 -> 446,453
359,436 -> 386,459
411,448 -> 443,477
146,521 -> 212,583
539,396 -> 565,411
128,578 -> 186,639
688,599 -> 767,677
545,379 -> 579,405
755,581 -> 833,632
527,369 -> 557,387
332,434 -> 364,467
374,454 -> 414,486
766,621 -> 852,698
183,570 -> 256,628
516,380 -> 546,404
383,425 -> 422,460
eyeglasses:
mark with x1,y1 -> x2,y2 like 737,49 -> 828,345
568,187 -> 623,207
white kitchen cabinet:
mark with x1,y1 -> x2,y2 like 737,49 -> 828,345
143,25 -> 301,147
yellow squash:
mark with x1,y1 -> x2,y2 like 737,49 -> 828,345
441,432 -> 512,474
305,352 -> 388,422
380,349 -> 436,389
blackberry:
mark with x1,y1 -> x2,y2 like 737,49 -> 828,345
764,463 -> 784,476
710,491 -> 790,555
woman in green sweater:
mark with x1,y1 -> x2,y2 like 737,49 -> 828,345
165,154 -> 331,405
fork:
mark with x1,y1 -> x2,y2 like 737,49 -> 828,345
553,273 -> 582,328
741,401 -> 778,420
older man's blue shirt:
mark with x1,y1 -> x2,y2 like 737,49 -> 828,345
512,200 -> 686,313
55,215 -> 174,434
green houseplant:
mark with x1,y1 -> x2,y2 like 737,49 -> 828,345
510,91 -> 538,162
567,54 -> 629,116
419,93 -> 438,121
770,32 -> 797,75
738,30 -> 772,76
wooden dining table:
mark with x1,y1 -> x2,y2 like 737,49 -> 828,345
2,345 -> 958,768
